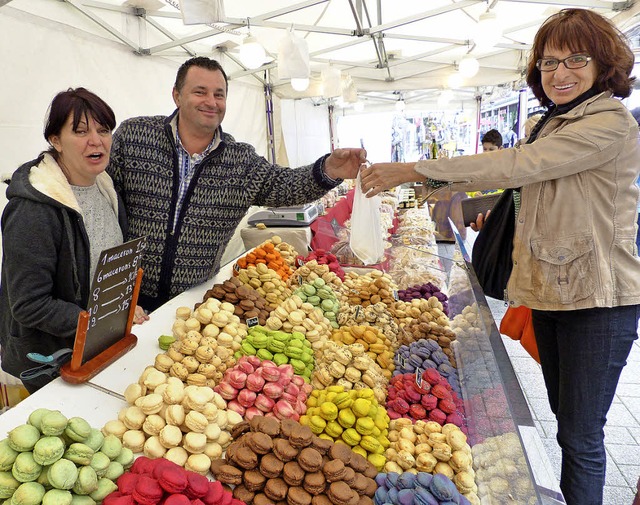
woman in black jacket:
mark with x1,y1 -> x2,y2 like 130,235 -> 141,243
0,88 -> 148,393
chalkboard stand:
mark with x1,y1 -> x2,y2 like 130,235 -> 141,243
60,267 -> 143,384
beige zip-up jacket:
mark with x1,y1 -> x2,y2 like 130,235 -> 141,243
415,92 -> 640,310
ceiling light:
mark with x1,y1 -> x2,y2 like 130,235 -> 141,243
473,11 -> 502,50
459,56 -> 480,78
291,78 -> 310,92
239,35 -> 266,69
448,72 -> 464,89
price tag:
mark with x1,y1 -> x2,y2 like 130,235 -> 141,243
415,367 -> 425,388
392,290 -> 399,301
246,317 -> 259,328
298,275 -> 304,286
398,354 -> 407,369
233,263 -> 240,273
296,257 -> 306,267
354,305 -> 362,320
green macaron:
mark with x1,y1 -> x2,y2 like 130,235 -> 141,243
99,436 -> 122,461
88,478 -> 117,502
42,489 -> 73,505
82,431 -> 104,454
40,412 -> 68,437
72,467 -> 98,496
64,418 -> 91,443
27,409 -> 53,432
69,495 -> 95,505
89,453 -> 110,478
0,440 -> 19,472
47,459 -> 78,490
8,425 -> 40,453
63,444 -> 94,466
10,482 -> 45,505
113,447 -> 132,468
33,437 -> 65,466
0,471 -> 20,499
11,453 -> 42,483
102,462 -> 124,482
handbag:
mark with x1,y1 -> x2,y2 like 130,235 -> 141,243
471,189 -> 515,299
499,306 -> 540,363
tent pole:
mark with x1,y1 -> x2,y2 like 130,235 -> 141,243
328,103 -> 336,152
264,81 -> 276,164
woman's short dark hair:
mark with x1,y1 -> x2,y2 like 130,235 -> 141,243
526,9 -> 635,107
174,56 -> 228,92
43,88 -> 116,160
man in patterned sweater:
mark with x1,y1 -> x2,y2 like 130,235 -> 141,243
108,57 -> 365,312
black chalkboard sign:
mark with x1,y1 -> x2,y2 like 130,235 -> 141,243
82,237 -> 147,364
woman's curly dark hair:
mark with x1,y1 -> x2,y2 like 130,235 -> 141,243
526,9 -> 635,107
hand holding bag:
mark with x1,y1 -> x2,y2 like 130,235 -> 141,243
471,189 -> 515,299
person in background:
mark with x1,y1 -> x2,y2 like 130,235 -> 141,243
0,88 -> 149,393
481,129 -> 503,152
108,57 -> 366,312
504,124 -> 518,147
361,9 -> 640,505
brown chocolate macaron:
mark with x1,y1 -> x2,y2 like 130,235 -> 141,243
261,417 -> 281,437
283,461 -> 305,487
303,472 -> 326,496
342,466 -> 356,487
287,486 -> 312,505
280,419 -> 299,439
233,484 -> 255,504
289,425 -> 313,449
273,439 -> 299,462
247,432 -> 274,455
310,436 -> 333,456
358,497 -> 374,505
235,446 -> 259,470
363,477 -> 377,497
352,474 -> 369,495
348,453 -> 369,474
297,448 -> 323,473
210,458 -> 226,477
329,444 -> 352,466
327,481 -> 357,505
362,462 -> 377,479
322,459 -> 346,483
244,469 -> 267,492
260,453 -> 284,479
253,493 -> 273,505
215,464 -> 243,486
231,421 -> 251,439
311,495 -> 332,505
264,478 -> 289,502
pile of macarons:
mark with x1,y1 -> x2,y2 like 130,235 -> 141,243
300,386 -> 390,471
0,409 -> 132,505
296,251 -> 345,281
103,456 -> 242,505
395,283 -> 449,315
393,341 -> 460,395
235,327 -> 315,380
293,278 -> 341,329
374,472 -> 472,505
215,356 -> 312,422
211,416 -> 377,505
385,372 -> 465,429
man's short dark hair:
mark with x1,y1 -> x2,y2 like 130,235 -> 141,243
175,57 -> 228,92
482,129 -> 503,148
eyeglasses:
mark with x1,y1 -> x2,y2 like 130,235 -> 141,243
536,54 -> 592,72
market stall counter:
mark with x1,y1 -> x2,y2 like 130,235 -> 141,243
0,222 -> 563,505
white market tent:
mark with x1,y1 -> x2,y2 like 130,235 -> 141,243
3,0 -> 640,173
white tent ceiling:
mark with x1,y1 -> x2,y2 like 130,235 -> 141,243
4,0 -> 640,109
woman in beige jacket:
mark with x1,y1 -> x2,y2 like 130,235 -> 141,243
362,9 -> 640,505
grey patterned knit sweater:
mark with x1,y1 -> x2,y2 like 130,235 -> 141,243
108,110 -> 339,311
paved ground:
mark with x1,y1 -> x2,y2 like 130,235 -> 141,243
486,298 -> 640,505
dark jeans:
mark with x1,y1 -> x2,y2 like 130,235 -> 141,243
637,212 -> 640,251
532,305 -> 640,505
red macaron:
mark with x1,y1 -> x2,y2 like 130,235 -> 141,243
184,472 -> 209,499
132,475 -> 164,505
160,466 -> 188,494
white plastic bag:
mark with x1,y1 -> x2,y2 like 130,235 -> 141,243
350,171 -> 385,265
277,30 -> 310,80
178,0 -> 225,25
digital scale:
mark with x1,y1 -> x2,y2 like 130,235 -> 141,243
248,203 -> 320,227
